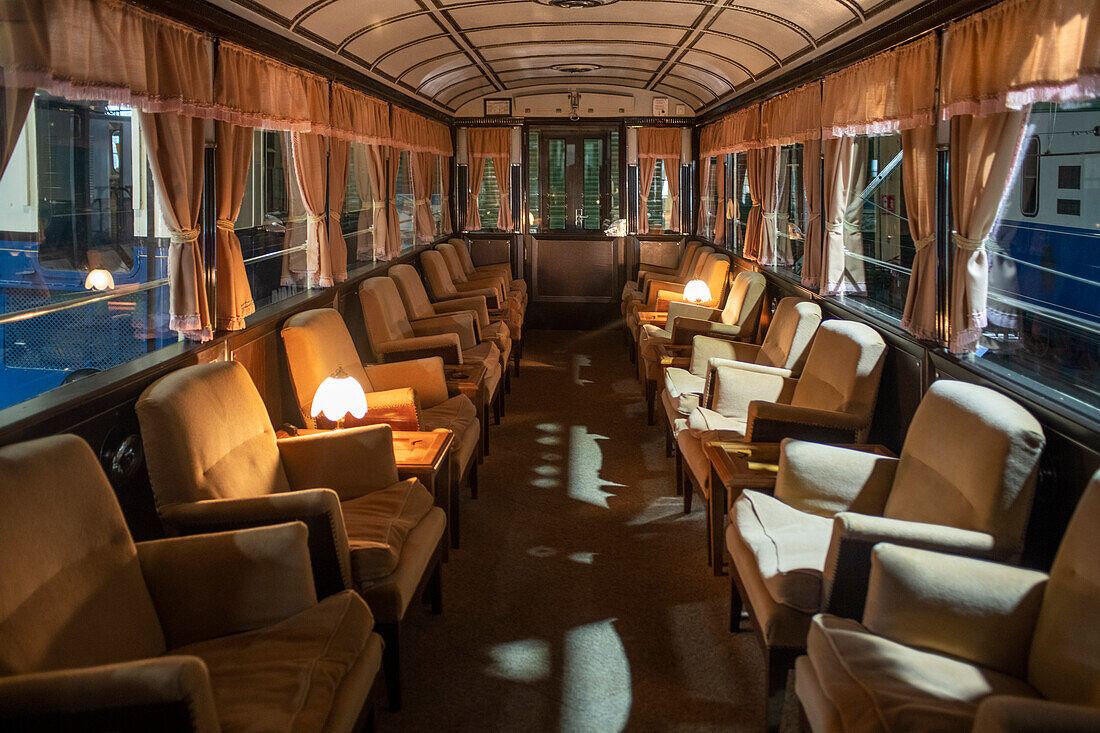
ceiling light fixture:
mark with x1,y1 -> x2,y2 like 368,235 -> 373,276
552,63 -> 602,73
539,0 -> 619,7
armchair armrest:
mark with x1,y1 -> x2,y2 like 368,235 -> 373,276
432,295 -> 490,327
671,317 -> 744,345
0,657 -> 218,732
446,284 -> 501,310
666,300 -> 721,323
775,439 -> 898,518
642,277 -> 686,303
745,401 -> 866,444
137,522 -> 318,648
159,490 -> 352,600
973,697 -> 1100,732
823,512 -> 1000,622
861,544 -> 1047,679
689,335 -> 763,374
376,333 -> 463,365
278,423 -> 399,500
411,312 -> 478,349
363,356 -> 450,408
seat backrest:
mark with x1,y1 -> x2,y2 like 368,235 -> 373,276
0,435 -> 167,674
138,361 -> 291,506
885,379 -> 1045,558
452,239 -> 478,276
718,270 -> 763,333
389,264 -> 437,320
689,246 -> 714,279
790,320 -> 886,436
671,241 -> 701,279
358,276 -> 417,356
281,308 -> 375,428
756,297 -> 822,375
695,254 -> 730,306
421,249 -> 459,299
437,243 -> 468,283
1029,471 -> 1100,705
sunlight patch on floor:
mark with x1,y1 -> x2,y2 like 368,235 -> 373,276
561,620 -> 632,732
486,638 -> 552,682
572,354 -> 593,386
567,425 -> 623,509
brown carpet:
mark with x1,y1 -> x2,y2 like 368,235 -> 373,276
377,328 -> 767,732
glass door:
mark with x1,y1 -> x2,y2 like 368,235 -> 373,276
538,133 -> 610,232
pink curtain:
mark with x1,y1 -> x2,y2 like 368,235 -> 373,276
492,154 -> 512,230
213,121 -> 255,331
638,158 -> 657,235
743,148 -> 764,261
1,83 -> 33,178
441,156 -> 452,234
698,156 -> 712,238
411,151 -> 437,243
663,156 -> 680,232
291,132 -> 333,287
714,156 -> 726,246
820,136 -> 867,295
385,148 -> 401,258
364,145 -> 388,260
801,138 -> 823,289
948,110 -> 1030,353
899,125 -> 939,341
139,111 -> 210,340
327,137 -> 349,282
467,156 -> 486,232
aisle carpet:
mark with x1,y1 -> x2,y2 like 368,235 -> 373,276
377,328 -> 767,732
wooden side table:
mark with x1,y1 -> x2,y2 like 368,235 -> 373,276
701,440 -> 894,576
392,430 -> 457,550
444,363 -> 489,456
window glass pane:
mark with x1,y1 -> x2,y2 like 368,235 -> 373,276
238,130 -> 310,308
477,157 -> 500,231
701,156 -> 718,240
528,131 -> 540,232
842,135 -> 914,320
610,130 -> 620,222
647,160 -> 670,231
0,92 -> 176,411
734,151 -> 751,255
775,144 -> 805,278
977,100 -> 1100,422
342,142 -> 376,267
583,138 -> 603,229
431,155 -> 443,237
396,150 -> 414,249
547,139 -> 565,229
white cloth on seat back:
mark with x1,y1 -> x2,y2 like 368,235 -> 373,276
664,367 -> 705,416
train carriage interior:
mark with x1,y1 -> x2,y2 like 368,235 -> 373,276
1,0 -> 1098,730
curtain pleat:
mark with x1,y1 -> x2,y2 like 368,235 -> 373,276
139,111 -> 210,341
327,137 -> 349,282
411,151 -> 437,243
698,156 -> 712,238
365,145 -> 388,261
899,125 -> 939,340
291,132 -> 332,287
467,156 -> 486,232
1,82 -> 33,178
492,154 -> 512,231
441,156 -> 452,234
385,148 -> 401,259
820,137 -> 867,295
743,148 -> 764,261
213,121 -> 255,331
663,156 -> 680,232
947,110 -> 1030,353
801,138 -> 823,289
714,155 -> 726,246
638,158 -> 657,235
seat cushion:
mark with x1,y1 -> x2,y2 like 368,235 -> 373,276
175,589 -> 374,733
807,614 -> 1040,733
422,395 -> 480,474
732,490 -> 835,614
687,407 -> 747,440
342,479 -> 436,584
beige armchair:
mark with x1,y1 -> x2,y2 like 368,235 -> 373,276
677,319 -> 886,512
438,242 -> 526,314
0,434 -> 383,731
727,379 -> 1045,716
658,297 -> 821,457
625,252 -> 730,331
635,270 -> 766,424
621,242 -> 708,316
422,249 -> 524,341
390,262 -> 515,381
448,237 -> 526,297
796,470 -> 1098,732
281,307 -> 482,501
136,361 -> 447,710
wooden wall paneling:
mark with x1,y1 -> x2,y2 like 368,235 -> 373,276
639,236 -> 685,269
466,234 -> 513,268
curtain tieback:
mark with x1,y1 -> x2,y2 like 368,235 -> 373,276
169,228 -> 201,244
826,220 -> 861,235
215,219 -> 235,233
953,232 -> 989,251
913,234 -> 935,250
371,202 -> 385,210
761,212 -> 779,221
329,211 -> 341,221
306,214 -> 326,224
415,198 -> 430,206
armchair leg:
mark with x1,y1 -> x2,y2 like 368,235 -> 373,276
504,368 -> 511,394
766,649 -> 801,733
645,380 -> 656,425
665,422 -> 673,458
493,393 -> 501,425
469,461 -> 478,499
675,451 -> 683,496
683,463 -> 694,514
513,349 -> 521,377
423,560 -> 443,615
483,406 -> 490,455
377,622 -> 401,712
730,575 -> 743,632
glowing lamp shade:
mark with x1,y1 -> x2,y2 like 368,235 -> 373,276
310,367 -> 368,425
84,269 -> 115,291
682,278 -> 711,304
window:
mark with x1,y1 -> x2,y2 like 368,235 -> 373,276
583,138 -> 603,229
237,130 -> 310,308
733,151 -> 751,256
528,131 -> 540,232
774,144 -> 805,278
343,142 -> 377,266
0,92 -> 175,411
610,130 -> 621,222
977,100 -> 1100,422
840,135 -> 915,320
700,156 -> 719,241
396,150 -> 415,249
477,157 -> 500,230
646,159 -> 679,232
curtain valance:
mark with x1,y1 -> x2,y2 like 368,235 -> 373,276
391,106 -> 453,155
822,34 -> 938,138
761,82 -> 822,146
214,42 -> 330,132
0,0 -> 212,115
942,0 -> 1099,118
330,83 -> 391,145
467,127 -> 511,158
699,105 -> 761,157
637,127 -> 682,158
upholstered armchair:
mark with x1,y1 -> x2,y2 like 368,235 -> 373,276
281,308 -> 482,496
447,237 -> 526,297
676,319 -> 886,510
635,270 -> 767,423
390,262 -> 516,380
658,297 -> 821,452
625,252 -> 730,328
797,471 -> 1098,732
727,379 -> 1045,714
136,361 -> 448,710
621,242 -> 707,316
0,434 -> 383,730
437,242 -> 525,313
422,249 -> 524,341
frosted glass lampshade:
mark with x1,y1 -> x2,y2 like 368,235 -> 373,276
682,278 -> 711,304
310,367 -> 368,424
84,269 -> 115,291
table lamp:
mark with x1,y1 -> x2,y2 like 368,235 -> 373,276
310,366 -> 368,428
84,269 -> 115,291
682,278 -> 711,304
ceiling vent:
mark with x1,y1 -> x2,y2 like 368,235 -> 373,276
551,63 -> 602,73
539,0 -> 619,8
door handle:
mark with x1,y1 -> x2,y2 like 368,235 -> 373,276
575,208 -> 584,226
